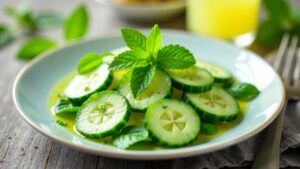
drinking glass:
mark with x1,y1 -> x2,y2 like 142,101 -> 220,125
187,0 -> 261,47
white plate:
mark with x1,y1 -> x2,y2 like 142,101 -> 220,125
13,30 -> 285,160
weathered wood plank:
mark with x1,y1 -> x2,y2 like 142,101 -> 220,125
0,0 -> 183,169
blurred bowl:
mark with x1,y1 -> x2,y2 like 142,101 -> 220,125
94,0 -> 185,23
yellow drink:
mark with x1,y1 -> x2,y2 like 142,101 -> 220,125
187,0 -> 261,40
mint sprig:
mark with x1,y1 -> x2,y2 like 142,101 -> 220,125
17,37 -> 57,60
157,44 -> 195,69
109,50 -> 148,70
146,24 -> 161,55
255,0 -> 300,48
64,4 -> 88,42
109,24 -> 195,97
121,28 -> 147,51
131,65 -> 156,97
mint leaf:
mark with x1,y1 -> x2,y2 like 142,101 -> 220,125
121,28 -> 147,51
157,44 -> 195,69
146,24 -> 161,55
109,50 -> 149,70
291,6 -> 300,24
5,5 -> 36,32
263,0 -> 291,25
112,126 -> 149,149
228,83 -> 260,101
131,65 -> 156,97
0,25 -> 14,48
64,4 -> 88,42
77,53 -> 103,74
34,12 -> 63,28
52,99 -> 79,116
17,37 -> 57,60
255,19 -> 284,48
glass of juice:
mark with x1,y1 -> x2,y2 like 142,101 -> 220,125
187,0 -> 261,47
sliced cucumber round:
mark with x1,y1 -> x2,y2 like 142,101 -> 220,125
145,99 -> 201,147
64,64 -> 112,105
167,66 -> 214,93
118,70 -> 172,112
185,86 -> 240,123
196,61 -> 232,83
75,91 -> 130,138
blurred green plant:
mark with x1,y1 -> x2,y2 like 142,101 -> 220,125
255,0 -> 300,48
64,4 -> 89,42
0,25 -> 14,48
1,2 -> 89,60
4,2 -> 63,33
17,37 -> 57,60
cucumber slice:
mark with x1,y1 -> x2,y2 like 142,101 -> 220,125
75,91 -> 130,138
64,64 -> 112,105
118,70 -> 172,111
185,86 -> 240,123
167,66 -> 214,93
196,61 -> 232,83
145,99 -> 201,147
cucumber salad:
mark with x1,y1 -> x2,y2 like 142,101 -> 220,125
50,25 -> 260,149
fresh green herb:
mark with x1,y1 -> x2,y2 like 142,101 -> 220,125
52,99 -> 79,116
131,65 -> 156,97
255,0 -> 300,48
33,12 -> 63,28
121,28 -> 147,50
17,37 -> 57,60
0,25 -> 14,48
228,83 -> 260,101
109,50 -> 148,70
157,44 -> 195,69
77,53 -> 102,74
64,4 -> 88,42
4,3 -> 37,33
146,24 -> 161,55
56,120 -> 68,126
263,0 -> 291,24
112,126 -> 149,150
77,52 -> 115,74
109,24 -> 195,97
200,122 -> 217,135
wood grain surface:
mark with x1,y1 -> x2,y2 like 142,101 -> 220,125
0,0 -> 184,169
0,0 -> 297,169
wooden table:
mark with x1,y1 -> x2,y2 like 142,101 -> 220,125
0,0 -> 186,168
0,0 -> 296,169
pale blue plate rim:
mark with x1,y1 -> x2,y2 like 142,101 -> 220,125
12,29 -> 286,160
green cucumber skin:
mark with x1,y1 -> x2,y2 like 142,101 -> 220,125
196,61 -> 232,83
145,125 -> 200,148
184,94 -> 240,123
75,91 -> 131,139
118,71 -> 172,112
131,87 -> 173,112
214,77 -> 231,83
68,72 -> 113,106
145,99 -> 201,147
171,79 -> 213,93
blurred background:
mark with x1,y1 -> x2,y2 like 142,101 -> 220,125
1,0 -> 300,60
